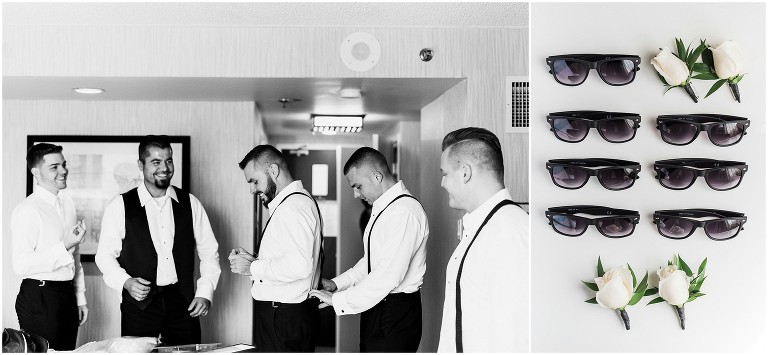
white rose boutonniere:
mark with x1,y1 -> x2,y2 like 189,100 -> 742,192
647,255 -> 708,330
652,38 -> 707,102
583,257 -> 650,330
692,40 -> 746,102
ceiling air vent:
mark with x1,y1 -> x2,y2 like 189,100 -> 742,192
505,76 -> 529,133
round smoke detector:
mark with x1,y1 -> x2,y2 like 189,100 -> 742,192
340,32 -> 381,72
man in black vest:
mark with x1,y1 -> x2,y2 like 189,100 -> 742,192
229,145 -> 323,352
96,135 -> 221,346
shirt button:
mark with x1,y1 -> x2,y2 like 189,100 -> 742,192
259,280 -> 263,283
341,310 -> 345,313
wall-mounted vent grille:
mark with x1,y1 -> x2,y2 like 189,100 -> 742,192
505,76 -> 529,133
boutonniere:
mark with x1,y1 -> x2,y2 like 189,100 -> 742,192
583,257 -> 649,330
692,40 -> 746,102
651,38 -> 707,102
646,255 -> 707,329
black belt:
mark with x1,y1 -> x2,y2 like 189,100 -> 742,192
254,297 -> 318,309
154,283 -> 178,294
381,290 -> 420,303
22,279 -> 73,288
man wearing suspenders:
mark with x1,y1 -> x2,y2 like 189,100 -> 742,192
437,127 -> 529,352
310,147 -> 429,352
229,145 -> 323,352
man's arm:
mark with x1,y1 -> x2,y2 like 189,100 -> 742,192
331,209 -> 426,315
94,196 -> 132,292
250,201 -> 317,284
189,194 -> 221,302
331,255 -> 368,291
11,205 -> 74,276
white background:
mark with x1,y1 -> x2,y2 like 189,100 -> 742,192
531,2 -> 766,352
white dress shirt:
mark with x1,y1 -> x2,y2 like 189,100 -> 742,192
331,181 -> 429,315
249,180 -> 323,304
437,189 -> 529,353
11,185 -> 87,306
95,183 -> 221,301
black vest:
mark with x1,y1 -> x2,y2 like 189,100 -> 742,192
117,186 -> 196,310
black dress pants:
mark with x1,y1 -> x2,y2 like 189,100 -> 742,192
360,290 -> 422,352
253,298 -> 320,352
121,283 -> 201,346
15,279 -> 79,351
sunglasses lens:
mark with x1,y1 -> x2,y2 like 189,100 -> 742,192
596,218 -> 634,237
598,59 -> 636,85
550,215 -> 587,236
597,168 -> 636,190
550,165 -> 589,188
709,122 -> 745,146
706,168 -> 743,190
552,59 -> 589,85
659,122 -> 697,145
552,118 -> 588,142
598,119 -> 636,142
658,167 -> 695,189
657,217 -> 695,239
704,219 -> 742,240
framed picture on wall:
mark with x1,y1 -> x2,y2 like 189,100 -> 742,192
26,135 -> 190,261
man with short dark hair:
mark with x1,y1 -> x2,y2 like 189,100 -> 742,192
437,127 -> 529,352
96,135 -> 221,345
229,144 -> 323,352
310,147 -> 429,352
12,143 -> 88,350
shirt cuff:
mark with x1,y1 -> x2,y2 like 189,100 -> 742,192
53,241 -> 75,270
76,291 -> 87,306
194,284 -> 214,303
332,275 -> 351,291
332,290 -> 353,316
250,259 -> 266,281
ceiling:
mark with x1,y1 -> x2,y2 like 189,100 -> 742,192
3,76 -> 464,136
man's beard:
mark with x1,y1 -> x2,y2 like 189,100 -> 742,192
260,176 -> 277,205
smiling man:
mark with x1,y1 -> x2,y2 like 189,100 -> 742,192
12,143 -> 88,350
229,144 -> 323,352
95,135 -> 220,346
437,127 -> 529,353
309,147 -> 429,353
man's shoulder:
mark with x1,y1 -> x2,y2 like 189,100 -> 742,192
12,194 -> 40,217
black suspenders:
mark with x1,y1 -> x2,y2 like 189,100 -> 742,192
455,199 -> 523,352
365,194 -> 421,274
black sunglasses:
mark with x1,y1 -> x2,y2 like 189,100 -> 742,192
545,205 -> 640,238
654,158 -> 748,191
547,111 -> 641,143
546,158 -> 641,190
546,54 -> 641,86
653,209 -> 747,241
656,114 -> 750,147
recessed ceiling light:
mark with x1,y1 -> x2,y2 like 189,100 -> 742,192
311,114 -> 364,133
73,87 -> 105,94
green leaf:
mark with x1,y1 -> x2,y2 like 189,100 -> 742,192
687,292 -> 706,303
678,256 -> 693,277
645,287 -> 659,296
676,38 -> 687,63
647,296 -> 666,306
705,79 -> 728,98
628,272 -> 649,306
702,48 -> 715,69
692,62 -> 714,73
687,41 -> 706,69
697,258 -> 708,276
673,254 -> 681,268
732,73 -> 746,84
655,71 -> 670,86
597,256 -> 604,278
582,281 -> 599,292
628,264 -> 637,289
692,72 -> 720,80
692,275 -> 707,293
585,297 -> 598,304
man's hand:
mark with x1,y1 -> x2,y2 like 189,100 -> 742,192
188,297 -> 211,317
63,220 -> 87,250
123,277 -> 151,301
320,278 -> 337,292
78,305 -> 88,326
309,289 -> 334,309
228,247 -> 256,276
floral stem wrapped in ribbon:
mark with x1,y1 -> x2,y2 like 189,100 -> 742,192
692,40 -> 746,102
646,254 -> 708,330
583,256 -> 650,330
652,38 -> 707,103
